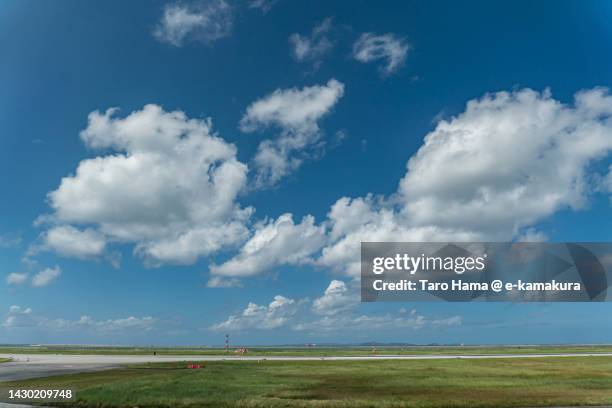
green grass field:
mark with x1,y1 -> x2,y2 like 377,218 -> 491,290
0,359 -> 10,363
2,344 -> 612,356
4,356 -> 612,407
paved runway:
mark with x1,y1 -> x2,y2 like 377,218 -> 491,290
2,352 -> 612,381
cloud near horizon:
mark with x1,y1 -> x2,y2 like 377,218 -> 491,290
2,305 -> 156,332
210,280 -> 462,333
210,295 -> 299,331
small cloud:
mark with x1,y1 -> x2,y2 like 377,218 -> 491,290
289,18 -> 334,70
0,233 -> 21,249
516,228 -> 548,243
333,129 -> 348,144
240,79 -> 345,186
360,139 -> 368,152
248,0 -> 278,13
3,305 -> 34,327
398,307 -> 416,316
31,266 -> 61,287
207,276 -> 242,288
6,272 -> 28,286
210,295 -> 298,331
353,33 -> 410,75
154,0 -> 233,47
312,280 -> 358,316
105,251 -> 122,269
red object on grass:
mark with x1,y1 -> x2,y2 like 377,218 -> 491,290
187,364 -> 201,369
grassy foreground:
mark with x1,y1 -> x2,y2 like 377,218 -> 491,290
4,357 -> 612,407
0,358 -> 9,363
2,344 -> 612,356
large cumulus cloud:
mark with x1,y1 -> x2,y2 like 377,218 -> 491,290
44,104 -> 251,265
215,87 -> 612,280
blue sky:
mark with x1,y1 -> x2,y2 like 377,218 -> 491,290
1,0 -> 612,346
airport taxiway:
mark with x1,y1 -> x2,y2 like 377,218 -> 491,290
2,352 -> 612,381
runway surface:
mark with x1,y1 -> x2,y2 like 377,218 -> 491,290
1,352 -> 612,381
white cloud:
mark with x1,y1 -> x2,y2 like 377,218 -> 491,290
312,280 -> 358,316
210,284 -> 461,334
44,104 -> 251,266
210,295 -> 298,330
0,233 -> 21,248
9,306 -> 27,313
353,33 -> 410,75
6,272 -> 28,286
300,298 -> 461,334
34,87 -> 612,285
318,196 -> 479,276
207,276 -> 242,288
398,87 -> 612,237
240,79 -> 344,134
289,18 -> 334,68
319,88 -> 612,276
31,266 -> 61,287
208,213 -> 325,285
222,87 -> 612,281
516,228 -> 548,242
2,306 -> 155,332
604,165 -> 612,203
41,226 -> 106,259
154,0 -> 233,47
248,0 -> 277,13
294,312 -> 462,334
240,79 -> 345,186
73,315 -> 156,332
3,305 -> 33,328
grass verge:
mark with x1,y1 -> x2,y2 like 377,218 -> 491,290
3,356 -> 612,407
